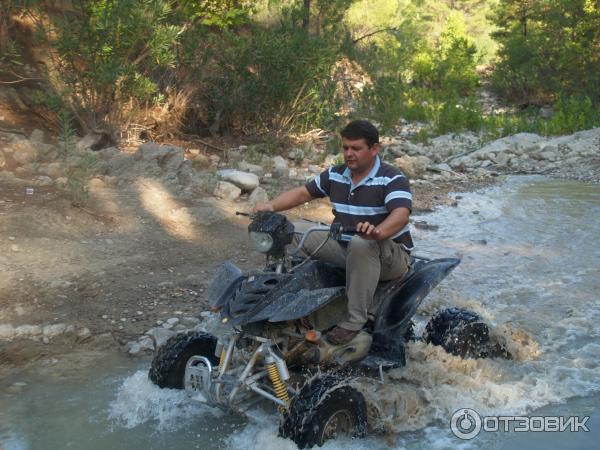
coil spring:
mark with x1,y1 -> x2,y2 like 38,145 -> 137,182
218,348 -> 226,369
267,362 -> 289,412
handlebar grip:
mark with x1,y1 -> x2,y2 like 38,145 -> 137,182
329,223 -> 357,240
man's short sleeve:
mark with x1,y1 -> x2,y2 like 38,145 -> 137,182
384,174 -> 412,212
305,168 -> 331,198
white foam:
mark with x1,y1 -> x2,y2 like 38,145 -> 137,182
108,370 -> 222,430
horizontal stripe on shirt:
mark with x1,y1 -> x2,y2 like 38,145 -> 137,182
305,157 -> 414,250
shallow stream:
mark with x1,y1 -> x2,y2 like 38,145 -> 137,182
1,176 -> 599,449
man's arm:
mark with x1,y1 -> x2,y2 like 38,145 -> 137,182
253,186 -> 313,213
356,207 -> 409,241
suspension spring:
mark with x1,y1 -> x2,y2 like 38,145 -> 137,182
218,347 -> 226,369
267,362 -> 289,412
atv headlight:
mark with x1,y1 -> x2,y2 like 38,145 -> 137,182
250,231 -> 274,253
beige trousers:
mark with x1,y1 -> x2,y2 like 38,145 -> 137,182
293,221 -> 410,331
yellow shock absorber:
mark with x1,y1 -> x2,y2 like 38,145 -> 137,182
267,361 -> 289,411
218,347 -> 226,369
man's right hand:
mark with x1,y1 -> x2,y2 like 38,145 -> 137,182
253,202 -> 274,213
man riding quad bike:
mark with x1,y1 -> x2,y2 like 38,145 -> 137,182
148,121 -> 506,447
148,212 -> 503,447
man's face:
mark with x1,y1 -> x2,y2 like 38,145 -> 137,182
342,137 -> 380,174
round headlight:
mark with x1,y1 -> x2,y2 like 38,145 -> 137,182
249,231 -> 274,253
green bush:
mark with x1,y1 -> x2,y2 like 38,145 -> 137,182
197,19 -> 342,134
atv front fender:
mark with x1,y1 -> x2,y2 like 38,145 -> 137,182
207,261 -> 245,310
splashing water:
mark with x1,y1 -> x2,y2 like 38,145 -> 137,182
108,371 -> 223,430
2,177 -> 599,449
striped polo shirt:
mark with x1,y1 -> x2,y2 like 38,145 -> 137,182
305,156 -> 414,250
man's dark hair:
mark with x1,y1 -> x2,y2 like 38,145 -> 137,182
340,120 -> 379,147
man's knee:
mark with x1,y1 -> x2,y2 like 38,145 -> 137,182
347,235 -> 379,257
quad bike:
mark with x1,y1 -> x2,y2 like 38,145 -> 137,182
148,212 -> 505,448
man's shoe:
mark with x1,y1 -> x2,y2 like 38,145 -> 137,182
326,326 -> 360,345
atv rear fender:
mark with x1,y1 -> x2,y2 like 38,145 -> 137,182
374,258 -> 460,335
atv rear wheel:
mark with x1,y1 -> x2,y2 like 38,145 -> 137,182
280,374 -> 367,448
422,307 -> 490,358
149,331 -> 218,389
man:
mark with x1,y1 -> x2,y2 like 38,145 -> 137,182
254,120 -> 413,345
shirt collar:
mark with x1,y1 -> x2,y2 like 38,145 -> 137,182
342,156 -> 381,188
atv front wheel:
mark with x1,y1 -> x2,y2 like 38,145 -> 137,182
280,374 -> 367,448
149,331 -> 218,389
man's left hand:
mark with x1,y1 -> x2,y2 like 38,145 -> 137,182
356,221 -> 381,240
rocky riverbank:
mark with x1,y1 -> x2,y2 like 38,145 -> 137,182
1,126 -> 599,365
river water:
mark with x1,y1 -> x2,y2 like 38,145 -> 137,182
1,176 -> 599,449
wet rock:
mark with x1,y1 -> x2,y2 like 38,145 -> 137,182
413,220 -> 439,231
166,317 -> 179,326
217,169 -> 260,191
272,156 -> 289,178
127,336 -> 154,355
146,327 -> 176,348
214,181 -> 241,200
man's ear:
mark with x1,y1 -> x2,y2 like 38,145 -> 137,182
370,143 -> 381,156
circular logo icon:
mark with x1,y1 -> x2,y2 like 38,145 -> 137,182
451,408 -> 482,440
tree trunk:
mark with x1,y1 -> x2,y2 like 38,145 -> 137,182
0,2 -> 12,53
302,0 -> 310,29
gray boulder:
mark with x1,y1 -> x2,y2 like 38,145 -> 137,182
238,160 -> 265,177
218,169 -> 260,191
76,131 -> 114,152
29,129 -> 46,143
287,148 -> 304,161
394,155 -> 431,179
214,181 -> 241,200
249,186 -> 269,206
11,138 -> 37,165
38,162 -> 63,179
272,156 -> 289,178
